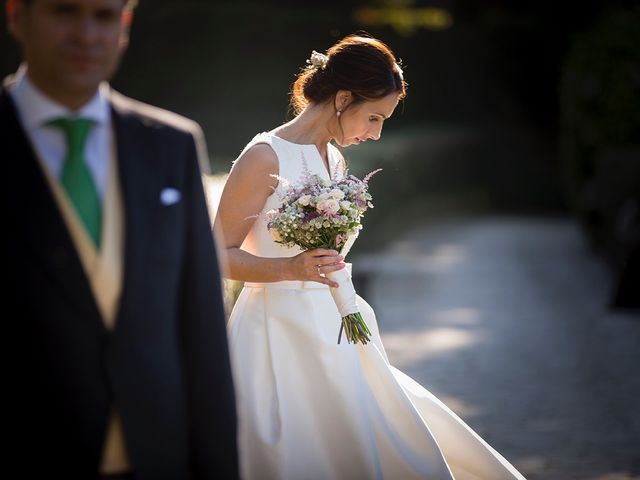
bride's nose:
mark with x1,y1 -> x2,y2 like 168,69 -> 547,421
368,125 -> 383,141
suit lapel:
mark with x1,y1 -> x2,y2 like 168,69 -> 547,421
2,89 -> 105,328
109,93 -> 160,327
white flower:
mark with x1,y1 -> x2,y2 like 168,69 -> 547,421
324,199 -> 340,214
316,200 -> 326,212
297,195 -> 312,206
330,188 -> 345,200
307,50 -> 328,69
340,200 -> 351,211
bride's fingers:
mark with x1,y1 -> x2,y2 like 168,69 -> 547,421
318,262 -> 346,274
307,248 -> 340,258
317,276 -> 339,288
314,252 -> 344,265
314,262 -> 345,288
313,268 -> 339,287
307,263 -> 323,278
312,259 -> 345,275
302,253 -> 343,269
296,250 -> 344,286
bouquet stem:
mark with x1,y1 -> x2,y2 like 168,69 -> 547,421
338,312 -> 372,345
326,264 -> 372,345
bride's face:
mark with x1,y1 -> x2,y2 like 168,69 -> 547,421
336,93 -> 399,147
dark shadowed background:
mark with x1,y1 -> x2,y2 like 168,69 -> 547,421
4,0 -> 637,304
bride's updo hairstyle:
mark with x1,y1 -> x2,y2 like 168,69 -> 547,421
290,34 -> 407,116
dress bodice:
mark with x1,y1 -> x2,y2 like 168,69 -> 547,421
240,132 -> 344,259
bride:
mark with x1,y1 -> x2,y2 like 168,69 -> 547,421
215,33 -> 526,480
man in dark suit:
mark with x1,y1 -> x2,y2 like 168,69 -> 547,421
2,0 -> 238,478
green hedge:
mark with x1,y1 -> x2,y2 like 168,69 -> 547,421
559,7 -> 640,252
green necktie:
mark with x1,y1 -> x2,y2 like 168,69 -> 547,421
48,118 -> 102,248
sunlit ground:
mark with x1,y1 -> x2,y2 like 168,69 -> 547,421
358,218 -> 640,480
383,311 -> 482,366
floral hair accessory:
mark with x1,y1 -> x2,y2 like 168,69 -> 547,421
307,50 -> 328,70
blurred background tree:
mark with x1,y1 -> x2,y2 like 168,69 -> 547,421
559,7 -> 640,307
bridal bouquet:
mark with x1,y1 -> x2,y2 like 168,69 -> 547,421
266,156 -> 381,345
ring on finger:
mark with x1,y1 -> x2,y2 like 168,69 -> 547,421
317,265 -> 322,276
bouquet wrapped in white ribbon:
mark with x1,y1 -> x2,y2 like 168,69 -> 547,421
266,157 -> 381,345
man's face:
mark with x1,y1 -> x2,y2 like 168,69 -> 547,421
8,0 -> 130,106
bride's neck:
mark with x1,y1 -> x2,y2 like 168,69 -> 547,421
275,105 -> 337,156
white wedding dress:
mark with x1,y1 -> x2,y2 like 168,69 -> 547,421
227,132 -> 526,480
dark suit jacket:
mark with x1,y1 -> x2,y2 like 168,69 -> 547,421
2,85 -> 238,479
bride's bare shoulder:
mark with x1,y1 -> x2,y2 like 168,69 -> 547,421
228,141 -> 279,192
232,142 -> 278,173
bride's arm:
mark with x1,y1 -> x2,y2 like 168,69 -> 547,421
214,144 -> 344,286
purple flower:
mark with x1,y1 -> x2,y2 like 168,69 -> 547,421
303,211 -> 320,223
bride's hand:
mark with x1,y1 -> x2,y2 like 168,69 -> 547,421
287,249 -> 345,287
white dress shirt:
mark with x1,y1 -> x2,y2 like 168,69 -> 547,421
9,64 -> 113,200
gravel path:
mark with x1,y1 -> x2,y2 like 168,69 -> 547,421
354,215 -> 640,480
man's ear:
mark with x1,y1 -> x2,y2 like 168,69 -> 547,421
6,0 -> 25,42
334,90 -> 353,113
119,8 -> 134,49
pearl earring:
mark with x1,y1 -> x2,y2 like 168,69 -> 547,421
336,110 -> 342,117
